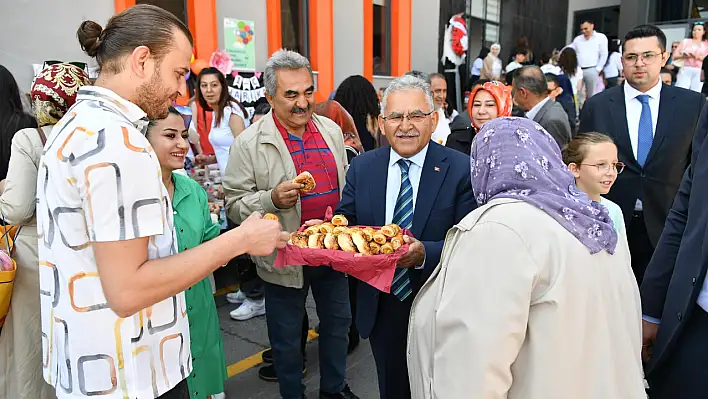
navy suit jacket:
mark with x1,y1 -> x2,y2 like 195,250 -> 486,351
640,103 -> 708,374
335,141 -> 477,338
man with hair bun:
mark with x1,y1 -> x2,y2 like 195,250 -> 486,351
38,5 -> 288,399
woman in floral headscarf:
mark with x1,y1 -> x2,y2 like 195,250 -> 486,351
408,117 -> 644,399
0,63 -> 89,399
446,81 -> 512,155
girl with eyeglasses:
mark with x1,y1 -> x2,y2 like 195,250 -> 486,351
674,22 -> 708,92
562,132 -> 627,239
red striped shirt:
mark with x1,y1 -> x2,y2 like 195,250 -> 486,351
274,116 -> 340,223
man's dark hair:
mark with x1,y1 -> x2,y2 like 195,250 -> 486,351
624,24 -> 667,52
513,66 -> 548,97
254,102 -> 271,116
77,4 -> 194,74
660,68 -> 676,84
544,73 -> 561,87
516,49 -> 529,57
540,52 -> 552,64
581,19 -> 595,25
429,73 -> 446,81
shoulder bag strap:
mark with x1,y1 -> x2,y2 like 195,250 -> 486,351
36,127 -> 47,146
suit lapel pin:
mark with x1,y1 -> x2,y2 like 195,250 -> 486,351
434,167 -> 440,172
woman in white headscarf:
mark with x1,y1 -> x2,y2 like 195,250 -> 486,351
480,43 -> 503,81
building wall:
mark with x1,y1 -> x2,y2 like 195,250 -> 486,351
500,0 -> 569,63
0,0 -> 113,90
216,0 -> 269,71
411,0 -> 441,74
566,0 -> 621,42
333,0 -> 364,88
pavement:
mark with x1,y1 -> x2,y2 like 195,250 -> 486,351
212,267 -> 380,399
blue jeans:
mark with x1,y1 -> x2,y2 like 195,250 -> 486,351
265,267 -> 351,399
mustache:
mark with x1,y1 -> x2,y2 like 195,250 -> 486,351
395,129 -> 420,138
291,105 -> 310,114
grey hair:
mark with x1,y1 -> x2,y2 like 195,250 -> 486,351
264,49 -> 314,96
380,74 -> 435,115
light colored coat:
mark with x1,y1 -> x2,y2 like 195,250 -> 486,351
408,199 -> 645,399
0,126 -> 54,399
223,110 -> 348,288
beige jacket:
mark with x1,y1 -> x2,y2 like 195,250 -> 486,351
408,199 -> 645,399
0,126 -> 54,399
480,54 -> 502,81
223,111 -> 348,288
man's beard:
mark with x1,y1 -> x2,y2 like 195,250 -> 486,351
135,70 -> 173,120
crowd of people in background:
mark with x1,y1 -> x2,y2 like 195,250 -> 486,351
3,3 -> 708,399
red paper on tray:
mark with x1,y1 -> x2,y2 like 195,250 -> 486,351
274,223 -> 412,294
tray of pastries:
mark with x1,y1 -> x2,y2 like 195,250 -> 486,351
274,214 -> 413,294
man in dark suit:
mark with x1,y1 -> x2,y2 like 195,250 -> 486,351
513,66 -> 572,149
639,89 -> 708,399
335,75 -> 476,399
579,25 -> 706,285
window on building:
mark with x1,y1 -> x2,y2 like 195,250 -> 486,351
373,0 -> 391,75
281,0 -> 309,58
484,23 -> 499,45
136,0 -> 188,24
486,0 -> 500,23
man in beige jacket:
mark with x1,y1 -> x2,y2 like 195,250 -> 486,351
223,50 -> 358,399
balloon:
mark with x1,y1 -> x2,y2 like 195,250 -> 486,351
191,58 -> 209,75
191,54 -> 195,63
244,25 -> 250,32
238,21 -> 245,29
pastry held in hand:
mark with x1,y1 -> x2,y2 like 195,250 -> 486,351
324,233 -> 340,250
380,224 -> 401,238
294,171 -> 316,192
263,213 -> 279,221
369,242 -> 381,255
337,233 -> 357,253
331,214 -> 349,226
351,231 -> 372,256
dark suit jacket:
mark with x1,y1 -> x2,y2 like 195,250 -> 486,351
533,99 -> 572,150
578,83 -> 706,246
640,103 -> 708,373
335,142 -> 477,338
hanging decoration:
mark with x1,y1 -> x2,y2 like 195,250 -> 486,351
210,49 -> 234,76
441,13 -> 468,66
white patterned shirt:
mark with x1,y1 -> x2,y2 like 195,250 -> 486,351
36,86 -> 191,398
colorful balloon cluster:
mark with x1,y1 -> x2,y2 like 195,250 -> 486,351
235,21 -> 254,45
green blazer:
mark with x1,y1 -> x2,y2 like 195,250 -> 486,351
173,172 -> 227,399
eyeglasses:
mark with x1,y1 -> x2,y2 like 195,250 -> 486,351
622,52 -> 662,65
382,110 -> 434,126
581,162 -> 625,174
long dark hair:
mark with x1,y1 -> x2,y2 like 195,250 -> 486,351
196,67 -> 247,128
689,22 -> 708,41
477,47 -> 490,60
334,75 -> 380,151
0,65 -> 36,179
558,48 -> 579,77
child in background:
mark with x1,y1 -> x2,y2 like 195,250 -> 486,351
562,132 -> 627,238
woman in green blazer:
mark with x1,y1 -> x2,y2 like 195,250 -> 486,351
147,107 -> 227,399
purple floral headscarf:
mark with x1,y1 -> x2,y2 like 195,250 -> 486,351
470,117 -> 618,254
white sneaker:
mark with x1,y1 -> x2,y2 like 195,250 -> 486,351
212,393 -> 226,399
226,290 -> 247,305
229,298 -> 266,321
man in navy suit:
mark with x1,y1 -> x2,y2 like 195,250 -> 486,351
335,75 -> 476,399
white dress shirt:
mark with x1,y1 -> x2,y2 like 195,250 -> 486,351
541,63 -> 562,75
571,31 -> 609,72
431,109 -> 451,145
603,52 -> 623,78
524,96 -> 552,121
386,145 -> 428,224
624,80 -> 661,161
624,80 -> 661,212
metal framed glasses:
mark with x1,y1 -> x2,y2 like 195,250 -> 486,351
381,110 -> 434,126
622,52 -> 662,65
581,162 -> 625,174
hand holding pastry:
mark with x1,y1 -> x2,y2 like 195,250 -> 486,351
272,181 -> 304,209
293,171 -> 316,193
397,235 -> 425,268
